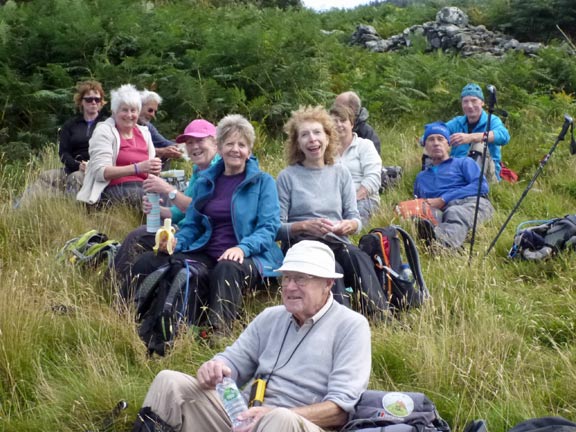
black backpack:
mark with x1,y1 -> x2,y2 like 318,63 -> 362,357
358,226 -> 429,310
508,215 -> 576,260
380,166 -> 403,194
340,390 -> 451,432
134,259 -> 209,356
508,416 -> 576,432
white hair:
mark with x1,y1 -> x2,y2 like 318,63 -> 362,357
140,89 -> 163,105
110,84 -> 141,114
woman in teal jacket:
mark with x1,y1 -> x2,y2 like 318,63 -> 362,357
132,115 -> 283,333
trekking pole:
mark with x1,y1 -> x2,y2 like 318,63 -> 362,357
484,114 -> 575,257
468,85 -> 497,264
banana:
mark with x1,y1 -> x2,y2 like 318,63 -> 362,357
153,218 -> 176,255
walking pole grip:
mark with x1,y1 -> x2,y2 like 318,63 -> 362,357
559,114 -> 573,141
486,85 -> 497,109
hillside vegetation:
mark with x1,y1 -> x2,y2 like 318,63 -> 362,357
1,0 -> 576,431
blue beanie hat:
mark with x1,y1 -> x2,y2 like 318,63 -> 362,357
422,122 -> 450,146
461,83 -> 484,101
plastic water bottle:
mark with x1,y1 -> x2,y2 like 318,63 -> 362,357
215,377 -> 252,429
146,192 -> 161,233
398,263 -> 415,284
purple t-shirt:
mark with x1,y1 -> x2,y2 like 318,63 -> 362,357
202,172 -> 245,259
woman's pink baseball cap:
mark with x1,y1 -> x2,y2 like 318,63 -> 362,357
175,119 -> 217,143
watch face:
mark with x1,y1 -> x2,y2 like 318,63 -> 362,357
169,190 -> 177,200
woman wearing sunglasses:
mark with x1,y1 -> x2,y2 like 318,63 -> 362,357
77,84 -> 162,208
15,81 -> 107,206
59,81 -> 108,196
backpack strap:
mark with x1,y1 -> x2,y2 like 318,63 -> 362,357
135,264 -> 172,319
394,225 -> 429,300
373,230 -> 393,300
132,406 -> 176,432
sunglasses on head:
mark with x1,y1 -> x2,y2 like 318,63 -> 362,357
83,96 -> 102,103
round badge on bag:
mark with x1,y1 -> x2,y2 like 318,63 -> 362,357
381,392 -> 415,418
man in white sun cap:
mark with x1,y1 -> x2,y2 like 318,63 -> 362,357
133,240 -> 371,432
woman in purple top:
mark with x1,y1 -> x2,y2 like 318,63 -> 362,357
131,115 -> 283,335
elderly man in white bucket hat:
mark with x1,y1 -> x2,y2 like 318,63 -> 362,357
132,240 -> 371,432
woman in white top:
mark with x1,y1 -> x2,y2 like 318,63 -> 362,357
330,104 -> 382,226
77,84 -> 162,208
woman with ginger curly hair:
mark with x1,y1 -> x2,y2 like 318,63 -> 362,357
276,105 -> 387,319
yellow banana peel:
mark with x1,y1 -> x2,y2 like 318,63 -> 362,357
153,218 -> 176,255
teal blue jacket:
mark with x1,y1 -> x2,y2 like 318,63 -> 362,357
175,156 -> 283,277
170,155 -> 221,226
446,110 -> 510,180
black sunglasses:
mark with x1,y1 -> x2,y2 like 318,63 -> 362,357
147,108 -> 157,114
83,97 -> 102,103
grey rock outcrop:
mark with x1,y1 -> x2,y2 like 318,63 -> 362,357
351,7 -> 543,57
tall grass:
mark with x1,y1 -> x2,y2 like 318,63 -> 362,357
2,102 -> 576,431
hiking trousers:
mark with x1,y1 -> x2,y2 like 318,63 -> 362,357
141,370 -> 329,432
435,197 -> 494,248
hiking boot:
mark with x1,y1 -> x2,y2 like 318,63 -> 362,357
415,217 -> 436,245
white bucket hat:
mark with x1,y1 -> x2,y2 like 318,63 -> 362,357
275,240 -> 343,279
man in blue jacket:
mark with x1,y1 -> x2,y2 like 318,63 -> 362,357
446,83 -> 510,181
415,122 -> 494,249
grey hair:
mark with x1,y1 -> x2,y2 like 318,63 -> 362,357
336,91 -> 362,115
110,84 -> 142,114
216,114 -> 255,149
140,89 -> 162,105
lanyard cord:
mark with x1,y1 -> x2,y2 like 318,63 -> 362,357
265,301 -> 334,386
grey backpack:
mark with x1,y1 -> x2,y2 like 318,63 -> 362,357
341,391 -> 450,432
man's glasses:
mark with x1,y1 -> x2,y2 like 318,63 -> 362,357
147,108 -> 157,114
83,97 -> 102,103
280,274 -> 316,287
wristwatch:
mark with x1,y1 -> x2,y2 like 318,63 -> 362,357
168,189 -> 178,200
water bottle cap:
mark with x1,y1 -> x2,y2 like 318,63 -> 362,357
400,263 -> 409,269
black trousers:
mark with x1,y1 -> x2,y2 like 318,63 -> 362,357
131,250 -> 262,331
113,225 -> 156,300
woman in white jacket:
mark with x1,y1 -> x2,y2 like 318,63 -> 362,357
330,104 -> 382,226
77,84 -> 162,208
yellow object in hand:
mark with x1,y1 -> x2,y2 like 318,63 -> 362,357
153,218 -> 176,255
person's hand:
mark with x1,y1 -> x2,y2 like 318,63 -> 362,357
138,158 -> 163,176
301,218 -> 336,237
143,174 -> 171,194
79,161 -> 87,172
197,360 -> 232,390
356,186 -> 369,201
142,194 -> 152,214
425,197 -> 445,209
155,146 -> 184,159
234,407 -> 273,432
331,219 -> 358,236
219,247 -> 245,263
157,233 -> 177,254
449,133 -> 470,146
163,145 -> 184,159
